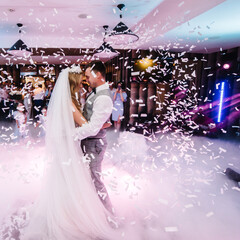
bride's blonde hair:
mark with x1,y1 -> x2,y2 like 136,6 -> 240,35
69,72 -> 82,112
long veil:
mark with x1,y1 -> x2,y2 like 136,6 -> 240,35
23,67 -> 116,240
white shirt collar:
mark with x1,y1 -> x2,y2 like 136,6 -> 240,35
95,82 -> 109,93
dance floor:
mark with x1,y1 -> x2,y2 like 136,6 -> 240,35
0,123 -> 240,240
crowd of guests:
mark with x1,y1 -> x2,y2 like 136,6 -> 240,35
0,79 -> 54,141
0,78 -> 128,141
1,76 -> 239,142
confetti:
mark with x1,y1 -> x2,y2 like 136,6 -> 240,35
165,227 -> 178,232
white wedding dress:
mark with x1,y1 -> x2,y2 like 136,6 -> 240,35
22,67 -> 117,240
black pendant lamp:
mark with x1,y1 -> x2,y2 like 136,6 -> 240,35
93,25 -> 119,59
105,4 -> 139,45
8,23 -> 32,57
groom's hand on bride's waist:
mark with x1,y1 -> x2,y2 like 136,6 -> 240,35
74,125 -> 100,141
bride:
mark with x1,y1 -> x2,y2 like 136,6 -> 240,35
23,65 -> 117,240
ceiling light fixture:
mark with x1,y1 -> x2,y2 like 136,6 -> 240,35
105,3 -> 139,45
93,25 -> 119,59
223,63 -> 230,69
7,23 -> 32,57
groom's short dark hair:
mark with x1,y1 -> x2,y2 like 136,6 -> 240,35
86,61 -> 106,79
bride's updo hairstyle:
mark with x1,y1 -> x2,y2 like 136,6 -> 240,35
68,66 -> 82,112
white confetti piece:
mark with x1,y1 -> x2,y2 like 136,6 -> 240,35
165,227 -> 178,232
206,212 -> 214,217
158,198 -> 168,205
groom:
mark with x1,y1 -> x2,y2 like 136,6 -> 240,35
75,61 -> 113,214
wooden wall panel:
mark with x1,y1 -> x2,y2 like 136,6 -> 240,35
155,82 -> 170,118
147,82 -> 156,118
129,82 -> 139,125
138,82 -> 148,121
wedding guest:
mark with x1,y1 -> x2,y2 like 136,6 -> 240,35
35,106 -> 47,137
44,80 -> 53,106
21,82 -> 33,123
0,82 -> 9,120
33,83 -> 45,120
112,82 -> 127,131
0,82 -> 9,101
13,101 -> 27,140
108,81 -> 116,99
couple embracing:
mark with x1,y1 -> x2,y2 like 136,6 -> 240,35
23,61 -> 118,240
